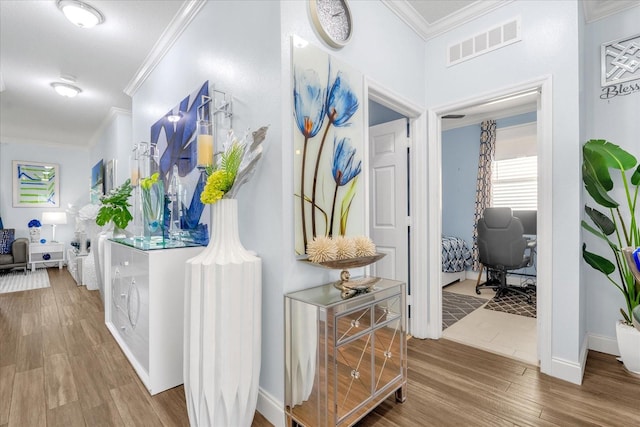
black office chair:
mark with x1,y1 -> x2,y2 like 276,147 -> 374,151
475,207 -> 536,303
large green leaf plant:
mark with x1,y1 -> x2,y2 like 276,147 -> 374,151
96,179 -> 134,230
582,139 -> 640,325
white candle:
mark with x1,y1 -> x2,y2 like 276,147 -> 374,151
197,134 -> 214,167
131,168 -> 139,186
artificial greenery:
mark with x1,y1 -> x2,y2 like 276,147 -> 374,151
201,141 -> 245,204
582,139 -> 640,325
96,179 -> 134,230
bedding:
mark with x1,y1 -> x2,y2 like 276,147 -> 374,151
442,235 -> 472,273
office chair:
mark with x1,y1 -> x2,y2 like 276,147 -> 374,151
475,207 -> 536,303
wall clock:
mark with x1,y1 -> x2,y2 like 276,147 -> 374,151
309,0 -> 353,49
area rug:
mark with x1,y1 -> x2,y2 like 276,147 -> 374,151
0,269 -> 50,294
484,288 -> 537,318
442,291 -> 487,329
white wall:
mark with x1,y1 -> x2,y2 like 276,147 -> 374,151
89,111 -> 133,189
131,1 -> 425,424
425,0 -> 584,376
583,6 -> 640,351
0,141 -> 89,245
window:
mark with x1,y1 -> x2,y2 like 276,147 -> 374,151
491,122 -> 537,210
491,156 -> 537,210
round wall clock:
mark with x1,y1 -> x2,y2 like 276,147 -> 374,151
309,0 -> 353,49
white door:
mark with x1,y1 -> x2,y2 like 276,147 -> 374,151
369,118 -> 409,284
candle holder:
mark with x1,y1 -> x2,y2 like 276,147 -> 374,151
197,95 -> 214,170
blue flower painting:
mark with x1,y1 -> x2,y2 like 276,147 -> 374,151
149,81 -> 211,244
292,39 -> 364,255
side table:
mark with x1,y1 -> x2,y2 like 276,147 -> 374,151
29,242 -> 65,271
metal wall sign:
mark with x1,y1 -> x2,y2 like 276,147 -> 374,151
601,33 -> 640,87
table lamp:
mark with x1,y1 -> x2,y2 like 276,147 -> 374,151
42,212 -> 67,242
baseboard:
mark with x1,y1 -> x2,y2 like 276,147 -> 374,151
257,387 -> 285,427
550,338 -> 588,385
588,333 -> 620,356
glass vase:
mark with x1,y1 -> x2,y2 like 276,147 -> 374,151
142,180 -> 164,241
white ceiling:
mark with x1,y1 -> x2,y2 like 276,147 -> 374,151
1,0 -> 636,148
0,0 -> 184,147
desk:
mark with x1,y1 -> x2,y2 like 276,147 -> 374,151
29,242 -> 65,271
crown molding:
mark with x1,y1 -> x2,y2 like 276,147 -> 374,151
381,0 -> 512,41
124,0 -> 207,96
583,0 -> 639,24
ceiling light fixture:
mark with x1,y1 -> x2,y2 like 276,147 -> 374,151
56,0 -> 105,28
51,82 -> 82,98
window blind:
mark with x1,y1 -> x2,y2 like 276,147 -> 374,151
491,156 -> 537,210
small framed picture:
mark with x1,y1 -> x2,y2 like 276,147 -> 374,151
12,160 -> 60,207
90,159 -> 104,203
105,159 -> 117,194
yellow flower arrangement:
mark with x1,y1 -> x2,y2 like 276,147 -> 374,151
200,126 -> 269,205
201,170 -> 233,204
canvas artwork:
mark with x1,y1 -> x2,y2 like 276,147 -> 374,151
149,81 -> 210,243
105,159 -> 117,194
292,37 -> 365,255
90,159 -> 104,203
12,160 -> 60,207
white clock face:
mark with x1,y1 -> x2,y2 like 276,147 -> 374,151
314,0 -> 352,46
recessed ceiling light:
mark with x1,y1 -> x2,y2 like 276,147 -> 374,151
56,0 -> 105,28
51,82 -> 82,98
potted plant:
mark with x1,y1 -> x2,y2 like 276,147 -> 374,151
96,179 -> 134,235
582,139 -> 640,374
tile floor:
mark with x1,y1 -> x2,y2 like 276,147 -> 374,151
441,279 -> 538,366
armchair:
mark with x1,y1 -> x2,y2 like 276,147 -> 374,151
475,207 -> 536,303
0,236 -> 29,273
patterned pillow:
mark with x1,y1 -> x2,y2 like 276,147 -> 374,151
0,229 -> 15,254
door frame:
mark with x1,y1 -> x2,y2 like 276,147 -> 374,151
365,78 -> 427,337
424,76 -> 553,374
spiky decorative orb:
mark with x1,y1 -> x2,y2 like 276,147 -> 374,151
307,236 -> 337,263
334,236 -> 356,260
353,236 -> 376,257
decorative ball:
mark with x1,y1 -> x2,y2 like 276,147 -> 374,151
40,238 -> 46,244
42,253 -> 51,260
353,236 -> 376,257
334,236 -> 356,260
307,236 -> 337,263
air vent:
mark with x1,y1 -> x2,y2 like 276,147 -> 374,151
447,17 -> 521,66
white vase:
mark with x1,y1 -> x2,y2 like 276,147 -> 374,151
184,198 -> 262,427
616,320 -> 640,375
29,227 -> 41,243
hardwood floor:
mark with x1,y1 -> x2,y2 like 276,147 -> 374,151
2,268 -> 638,426
0,268 -> 270,427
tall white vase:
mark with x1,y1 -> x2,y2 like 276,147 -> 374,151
184,198 -> 262,427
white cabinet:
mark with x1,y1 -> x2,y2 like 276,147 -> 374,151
29,242 -> 65,271
104,239 -> 204,395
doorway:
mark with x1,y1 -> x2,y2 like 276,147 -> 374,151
440,101 -> 538,365
424,78 -> 553,374
365,79 -> 426,336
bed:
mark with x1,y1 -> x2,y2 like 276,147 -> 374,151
441,235 -> 473,287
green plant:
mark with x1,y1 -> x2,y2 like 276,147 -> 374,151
582,139 -> 640,324
96,179 -> 133,230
